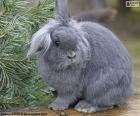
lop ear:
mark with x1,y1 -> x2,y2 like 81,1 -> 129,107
55,0 -> 70,24
27,25 -> 52,59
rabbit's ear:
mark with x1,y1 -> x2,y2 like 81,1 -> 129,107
55,0 -> 70,24
27,25 -> 52,59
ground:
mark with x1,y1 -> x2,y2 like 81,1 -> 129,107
2,95 -> 140,116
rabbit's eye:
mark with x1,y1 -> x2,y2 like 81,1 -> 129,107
55,40 -> 60,47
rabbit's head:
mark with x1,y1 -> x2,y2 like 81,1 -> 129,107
27,0 -> 91,70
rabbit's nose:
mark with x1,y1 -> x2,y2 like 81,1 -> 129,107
67,51 -> 76,59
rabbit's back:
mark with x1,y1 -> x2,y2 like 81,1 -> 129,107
78,22 -> 133,106
79,22 -> 132,70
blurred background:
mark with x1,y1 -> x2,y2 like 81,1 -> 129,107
0,0 -> 140,111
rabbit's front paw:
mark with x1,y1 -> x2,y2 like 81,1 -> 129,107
48,99 -> 69,110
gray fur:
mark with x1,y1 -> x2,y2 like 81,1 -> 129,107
55,0 -> 69,24
27,0 -> 133,113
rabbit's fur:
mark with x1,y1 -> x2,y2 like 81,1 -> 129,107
27,0 -> 133,113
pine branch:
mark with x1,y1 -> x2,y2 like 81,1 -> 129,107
0,0 -> 54,110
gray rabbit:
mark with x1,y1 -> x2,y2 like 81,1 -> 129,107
27,0 -> 133,113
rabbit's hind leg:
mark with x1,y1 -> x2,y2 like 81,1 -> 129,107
74,100 -> 113,113
74,100 -> 96,113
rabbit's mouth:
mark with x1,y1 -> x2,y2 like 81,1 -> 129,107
65,61 -> 81,70
56,57 -> 81,71
64,57 -> 82,69
59,50 -> 86,70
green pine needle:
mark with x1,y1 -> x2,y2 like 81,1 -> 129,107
0,0 -> 54,110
